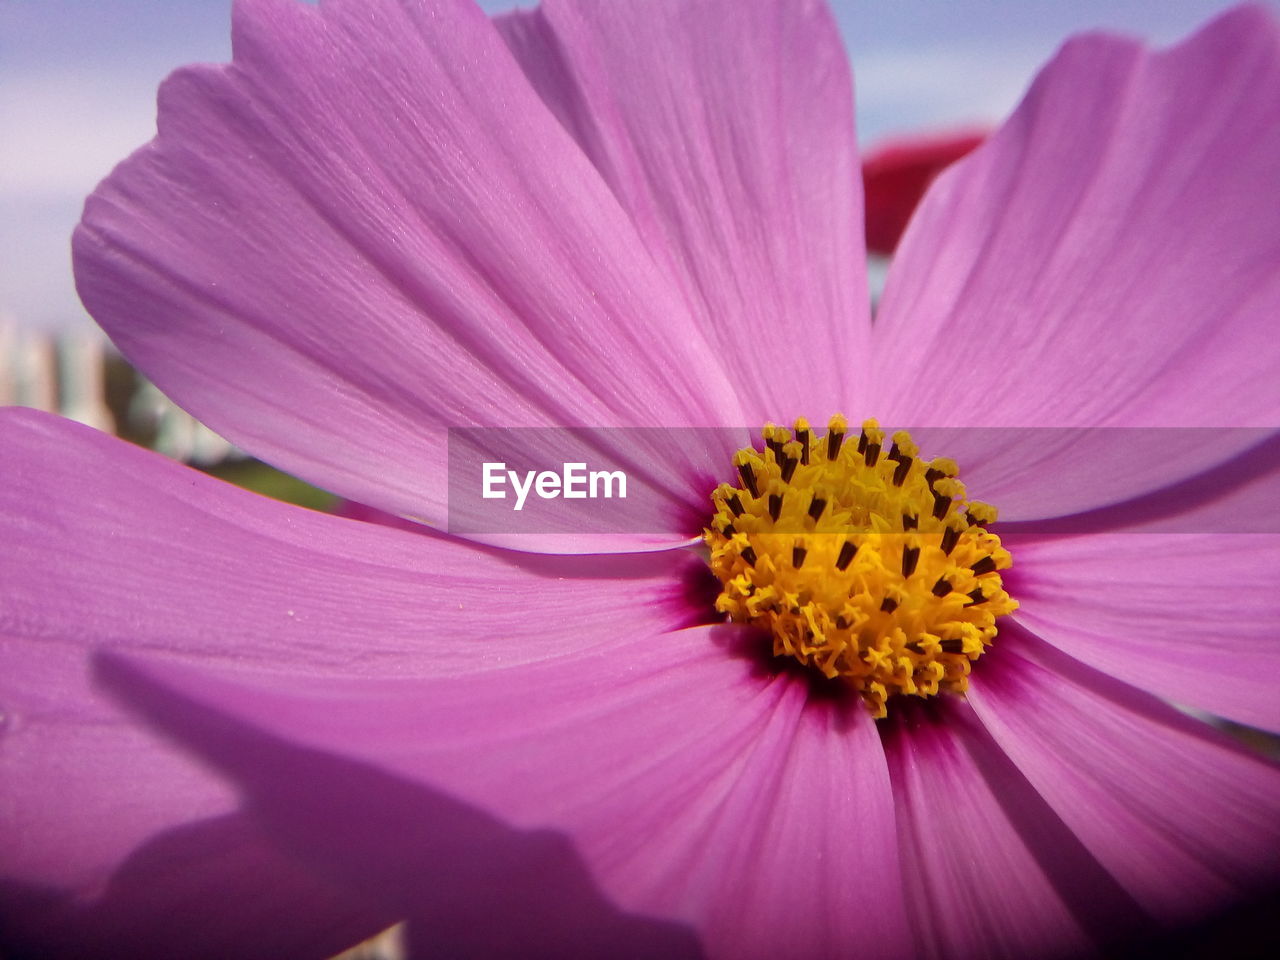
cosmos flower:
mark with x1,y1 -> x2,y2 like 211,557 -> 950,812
3,0 -> 1280,958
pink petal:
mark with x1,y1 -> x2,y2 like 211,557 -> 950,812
904,427 -> 1277,524
1007,531 -> 1280,732
994,431 -> 1280,534
94,628 -> 913,960
880,699 -> 1138,959
0,410 -> 705,677
870,8 -> 1280,512
73,0 -> 744,547
968,629 -> 1280,925
496,0 -> 872,425
0,409 -> 709,933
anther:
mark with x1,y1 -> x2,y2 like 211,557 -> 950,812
893,457 -> 912,487
970,556 -> 997,576
768,493 -> 783,523
780,452 -> 799,484
727,493 -> 744,517
931,577 -> 952,598
739,545 -> 758,567
736,459 -> 759,498
927,458 -> 959,487
939,638 -> 965,654
836,540 -> 857,571
940,525 -> 961,556
794,418 -> 811,465
792,543 -> 807,568
889,431 -> 919,462
880,596 -> 899,613
808,496 -> 827,522
902,545 -> 920,577
967,502 -> 998,527
902,513 -> 918,531
826,415 -> 847,460
965,588 -> 986,606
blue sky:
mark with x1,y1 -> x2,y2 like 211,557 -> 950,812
0,0 -> 1257,330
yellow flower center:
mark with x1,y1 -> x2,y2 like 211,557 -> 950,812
705,416 -> 1018,718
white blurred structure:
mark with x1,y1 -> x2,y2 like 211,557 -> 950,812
0,315 -> 239,466
0,313 -> 110,430
128,378 -> 241,466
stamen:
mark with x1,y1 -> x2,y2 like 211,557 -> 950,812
735,452 -> 760,499
780,442 -> 801,484
764,423 -> 786,462
826,414 -> 847,460
892,457 -> 912,487
970,556 -> 997,576
795,418 -> 811,465
859,419 -> 884,467
704,417 -> 1018,718
967,502 -> 997,527
768,493 -> 783,523
901,545 -> 920,577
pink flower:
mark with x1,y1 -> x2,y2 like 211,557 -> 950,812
3,0 -> 1279,957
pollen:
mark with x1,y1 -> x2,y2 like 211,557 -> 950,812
704,417 -> 1017,718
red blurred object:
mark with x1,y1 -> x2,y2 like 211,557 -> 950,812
862,129 -> 987,255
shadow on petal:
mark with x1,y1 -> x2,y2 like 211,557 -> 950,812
75,651 -> 706,960
0,813 -> 394,960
